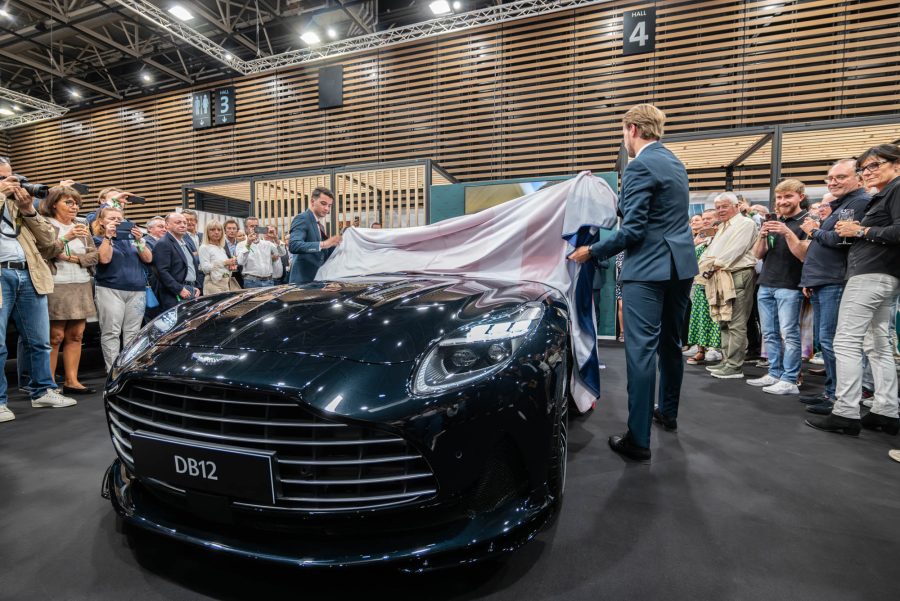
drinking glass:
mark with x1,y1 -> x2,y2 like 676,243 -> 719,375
837,208 -> 854,246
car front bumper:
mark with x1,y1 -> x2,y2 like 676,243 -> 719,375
104,458 -> 556,571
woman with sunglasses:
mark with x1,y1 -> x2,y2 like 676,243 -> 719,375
38,186 -> 99,394
806,144 -> 900,437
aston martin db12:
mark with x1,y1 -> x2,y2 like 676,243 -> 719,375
103,275 -> 570,570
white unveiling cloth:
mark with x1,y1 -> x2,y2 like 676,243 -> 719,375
317,171 -> 619,412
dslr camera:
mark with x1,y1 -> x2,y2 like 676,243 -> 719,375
11,174 -> 49,199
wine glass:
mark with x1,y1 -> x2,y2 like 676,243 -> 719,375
837,208 -> 854,246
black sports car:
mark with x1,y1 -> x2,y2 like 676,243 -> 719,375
102,275 -> 571,570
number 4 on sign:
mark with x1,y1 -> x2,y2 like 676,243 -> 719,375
629,21 -> 649,46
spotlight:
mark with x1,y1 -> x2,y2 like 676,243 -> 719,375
0,108 -> 13,116
429,0 -> 451,15
301,31 -> 320,45
0,9 -> 10,19
142,73 -> 152,82
70,89 -> 81,98
326,28 -> 337,40
452,1 -> 461,9
168,5 -> 193,21
12,105 -> 21,112
223,52 -> 233,61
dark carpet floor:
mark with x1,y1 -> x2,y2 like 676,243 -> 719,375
2,343 -> 898,601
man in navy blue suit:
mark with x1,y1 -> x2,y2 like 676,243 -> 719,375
568,104 -> 698,461
288,187 -> 342,285
151,213 -> 202,312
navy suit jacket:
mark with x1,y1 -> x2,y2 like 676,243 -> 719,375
589,142 -> 699,282
152,232 -> 201,311
288,209 -> 333,284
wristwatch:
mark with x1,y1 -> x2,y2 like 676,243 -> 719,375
855,227 -> 866,238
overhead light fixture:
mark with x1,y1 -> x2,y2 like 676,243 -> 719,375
142,73 -> 152,82
12,105 -> 21,112
167,5 -> 193,21
326,28 -> 337,40
223,52 -> 233,61
300,31 -> 321,45
429,0 -> 451,15
0,108 -> 13,116
452,1 -> 462,9
0,9 -> 11,19
70,89 -> 81,98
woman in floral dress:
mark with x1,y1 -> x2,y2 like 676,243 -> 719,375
686,213 -> 721,364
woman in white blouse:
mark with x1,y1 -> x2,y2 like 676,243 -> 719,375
199,220 -> 240,295
39,186 -> 99,394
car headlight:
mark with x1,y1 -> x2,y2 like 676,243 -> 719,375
115,306 -> 180,370
412,303 -> 544,396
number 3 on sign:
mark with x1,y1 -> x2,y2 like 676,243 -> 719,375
629,20 -> 649,47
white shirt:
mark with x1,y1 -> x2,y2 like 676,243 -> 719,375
199,244 -> 233,283
236,239 -> 285,278
49,218 -> 91,285
633,140 -> 658,159
703,212 -> 758,272
0,205 -> 26,262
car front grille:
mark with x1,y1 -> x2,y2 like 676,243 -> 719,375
106,379 -> 438,512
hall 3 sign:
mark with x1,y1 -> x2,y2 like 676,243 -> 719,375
623,7 -> 656,56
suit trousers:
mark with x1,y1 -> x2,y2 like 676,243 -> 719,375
621,275 -> 692,448
719,268 -> 755,371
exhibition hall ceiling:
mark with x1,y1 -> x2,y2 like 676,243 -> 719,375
0,0 -> 501,107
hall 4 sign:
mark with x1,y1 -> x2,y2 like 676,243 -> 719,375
623,8 -> 656,56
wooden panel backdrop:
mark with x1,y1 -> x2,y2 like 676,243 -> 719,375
3,0 -> 900,225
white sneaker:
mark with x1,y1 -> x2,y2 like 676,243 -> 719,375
889,449 -> 900,464
747,374 -> 779,387
810,353 -> 824,365
682,345 -> 698,356
705,349 -> 723,362
0,405 -> 14,422
31,389 -> 77,408
762,380 -> 800,395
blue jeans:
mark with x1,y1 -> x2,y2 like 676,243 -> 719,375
243,278 -> 273,289
809,284 -> 843,398
0,269 -> 56,406
757,286 -> 804,383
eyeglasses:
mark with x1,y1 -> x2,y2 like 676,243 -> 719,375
823,175 -> 852,183
61,200 -> 80,207
857,160 -> 888,176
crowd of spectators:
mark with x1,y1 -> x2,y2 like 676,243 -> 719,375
654,146 -> 900,459
0,164 -> 340,424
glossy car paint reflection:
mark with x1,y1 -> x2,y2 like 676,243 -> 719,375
103,276 -> 570,569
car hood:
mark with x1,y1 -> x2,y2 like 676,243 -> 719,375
155,275 -> 558,364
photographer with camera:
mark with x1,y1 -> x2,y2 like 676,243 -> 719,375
0,158 -> 78,423
40,186 -> 99,394
92,206 -> 152,371
236,221 -> 285,288
85,187 -> 144,230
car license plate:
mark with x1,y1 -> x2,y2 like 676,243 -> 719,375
130,431 -> 277,504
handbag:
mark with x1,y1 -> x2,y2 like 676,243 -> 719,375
145,285 -> 160,309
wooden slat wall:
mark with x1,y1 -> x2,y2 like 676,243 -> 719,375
6,0 -> 900,223
255,174 -> 330,236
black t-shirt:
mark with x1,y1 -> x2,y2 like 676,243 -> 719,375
758,210 -> 808,289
